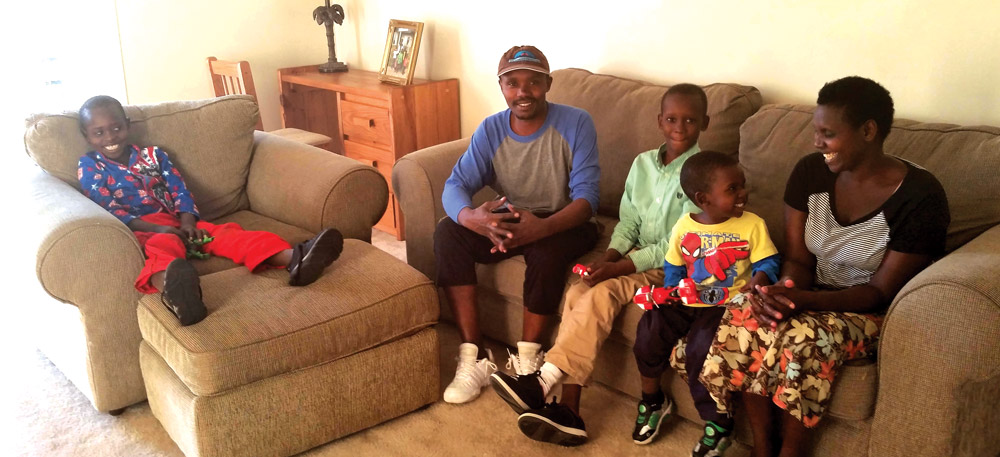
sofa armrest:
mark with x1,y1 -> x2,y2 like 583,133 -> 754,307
28,169 -> 145,307
25,169 -> 148,411
392,138 -> 470,278
247,132 -> 389,242
871,224 -> 1000,457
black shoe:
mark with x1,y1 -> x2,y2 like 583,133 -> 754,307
517,401 -> 588,446
691,420 -> 733,457
633,396 -> 675,445
287,228 -> 344,286
161,258 -> 207,326
490,371 -> 545,414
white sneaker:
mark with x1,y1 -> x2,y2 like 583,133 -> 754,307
506,341 -> 545,376
444,343 -> 497,404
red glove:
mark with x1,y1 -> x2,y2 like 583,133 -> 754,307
703,241 -> 750,281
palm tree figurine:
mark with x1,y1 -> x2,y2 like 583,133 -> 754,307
314,0 -> 348,73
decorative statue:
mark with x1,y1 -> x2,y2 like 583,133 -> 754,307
313,1 -> 348,73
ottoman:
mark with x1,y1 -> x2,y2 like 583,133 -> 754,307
138,240 -> 439,457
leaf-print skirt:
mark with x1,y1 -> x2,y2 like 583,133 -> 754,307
670,303 -> 882,427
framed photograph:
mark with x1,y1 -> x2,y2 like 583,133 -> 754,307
378,19 -> 424,85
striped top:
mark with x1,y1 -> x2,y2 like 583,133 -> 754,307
784,153 -> 949,289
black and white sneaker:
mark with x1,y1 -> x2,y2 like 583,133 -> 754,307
691,420 -> 733,457
517,401 -> 588,446
490,371 -> 545,414
161,258 -> 207,326
633,396 -> 675,445
287,228 -> 343,286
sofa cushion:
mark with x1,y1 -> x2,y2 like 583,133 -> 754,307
546,68 -> 762,217
137,240 -> 439,396
740,104 -> 1000,252
24,95 -> 259,221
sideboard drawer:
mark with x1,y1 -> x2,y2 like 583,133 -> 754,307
278,67 -> 459,240
344,140 -> 393,188
341,100 -> 392,150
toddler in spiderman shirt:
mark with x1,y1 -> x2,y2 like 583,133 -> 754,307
77,95 -> 343,326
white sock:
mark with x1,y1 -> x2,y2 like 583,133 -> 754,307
516,341 -> 542,360
538,362 -> 565,396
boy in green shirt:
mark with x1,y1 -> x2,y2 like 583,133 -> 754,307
490,84 -> 708,445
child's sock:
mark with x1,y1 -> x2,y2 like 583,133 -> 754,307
642,389 -> 666,408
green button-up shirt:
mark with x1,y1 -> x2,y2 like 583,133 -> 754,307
607,144 -> 700,272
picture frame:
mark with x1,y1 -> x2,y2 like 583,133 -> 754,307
378,19 -> 424,85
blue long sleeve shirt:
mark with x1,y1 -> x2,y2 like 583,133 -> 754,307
442,103 -> 600,221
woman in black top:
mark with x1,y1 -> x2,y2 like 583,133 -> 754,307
697,77 -> 949,457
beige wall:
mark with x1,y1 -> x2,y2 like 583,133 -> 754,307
119,0 -> 1000,137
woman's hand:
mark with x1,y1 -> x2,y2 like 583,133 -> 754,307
748,278 -> 804,330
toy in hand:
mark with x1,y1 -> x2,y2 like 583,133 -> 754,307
572,263 -> 590,277
185,235 -> 214,260
634,278 -> 698,310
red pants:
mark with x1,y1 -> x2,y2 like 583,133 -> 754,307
133,213 -> 291,293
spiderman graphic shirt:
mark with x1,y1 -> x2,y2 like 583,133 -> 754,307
78,145 -> 199,224
664,212 -> 778,307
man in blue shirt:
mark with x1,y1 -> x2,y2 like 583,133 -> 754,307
437,46 -> 600,409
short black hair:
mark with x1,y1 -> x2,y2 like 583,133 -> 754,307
817,76 -> 894,141
79,95 -> 127,131
679,150 -> 739,203
661,83 -> 708,117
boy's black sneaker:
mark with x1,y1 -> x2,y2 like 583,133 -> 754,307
633,396 -> 675,445
691,420 -> 733,457
161,258 -> 207,326
288,228 -> 344,286
517,401 -> 587,446
490,371 -> 545,414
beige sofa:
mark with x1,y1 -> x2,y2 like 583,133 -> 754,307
393,69 -> 1000,456
23,95 -> 389,413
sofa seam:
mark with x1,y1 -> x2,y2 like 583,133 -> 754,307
145,278 -> 436,356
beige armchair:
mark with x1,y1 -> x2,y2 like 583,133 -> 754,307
22,95 -> 388,413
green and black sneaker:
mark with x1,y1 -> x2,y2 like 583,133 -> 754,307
632,396 -> 674,445
691,420 -> 732,457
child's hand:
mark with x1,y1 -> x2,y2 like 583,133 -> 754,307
178,212 -> 207,242
179,224 -> 209,242
153,224 -> 186,239
583,259 -> 636,286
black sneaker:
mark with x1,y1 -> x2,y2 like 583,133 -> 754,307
161,258 -> 207,326
287,228 -> 344,286
691,420 -> 733,457
633,396 -> 675,445
490,371 -> 545,414
517,401 -> 587,446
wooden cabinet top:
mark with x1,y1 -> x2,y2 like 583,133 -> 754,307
277,65 -> 457,100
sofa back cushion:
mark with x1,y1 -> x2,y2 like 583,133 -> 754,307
740,104 -> 1000,252
547,68 -> 762,217
24,95 -> 259,221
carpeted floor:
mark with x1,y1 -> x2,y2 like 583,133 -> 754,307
2,232 -> 749,457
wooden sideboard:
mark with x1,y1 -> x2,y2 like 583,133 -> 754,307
277,66 -> 460,240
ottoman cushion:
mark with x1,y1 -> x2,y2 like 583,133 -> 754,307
137,239 -> 438,396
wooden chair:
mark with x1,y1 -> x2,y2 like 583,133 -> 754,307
207,57 -> 332,148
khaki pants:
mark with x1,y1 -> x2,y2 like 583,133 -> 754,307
544,268 -> 664,385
